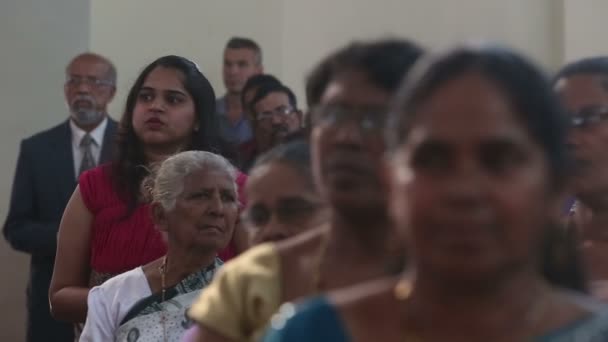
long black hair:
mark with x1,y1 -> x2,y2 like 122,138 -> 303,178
112,55 -> 230,209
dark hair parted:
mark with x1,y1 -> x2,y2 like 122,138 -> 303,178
388,45 -> 570,189
250,83 -> 298,119
241,74 -> 282,111
554,56 -> 608,84
252,140 -> 313,186
226,37 -> 262,65
305,38 -> 424,108
113,55 -> 227,209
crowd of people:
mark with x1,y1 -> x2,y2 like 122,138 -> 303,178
3,35 -> 608,342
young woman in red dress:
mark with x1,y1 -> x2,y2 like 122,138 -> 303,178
49,55 -> 247,324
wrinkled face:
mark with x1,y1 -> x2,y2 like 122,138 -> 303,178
253,91 -> 302,152
555,74 -> 608,197
223,48 -> 262,94
389,73 -> 556,283
132,66 -> 197,151
64,56 -> 115,127
311,70 -> 390,221
156,169 -> 238,252
243,161 -> 327,244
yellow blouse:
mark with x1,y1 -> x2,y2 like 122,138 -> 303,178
188,243 -> 282,342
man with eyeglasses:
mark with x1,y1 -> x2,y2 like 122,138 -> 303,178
3,53 -> 118,342
239,82 -> 303,171
554,56 -> 608,301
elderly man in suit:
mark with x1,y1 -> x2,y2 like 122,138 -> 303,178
3,53 -> 118,342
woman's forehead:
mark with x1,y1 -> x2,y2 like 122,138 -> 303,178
182,169 -> 235,188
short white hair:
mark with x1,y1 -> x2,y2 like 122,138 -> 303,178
149,151 -> 237,211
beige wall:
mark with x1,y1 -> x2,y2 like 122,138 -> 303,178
91,0 -> 563,110
280,0 -> 563,102
563,0 -> 608,63
90,0 -> 284,118
0,0 -> 90,340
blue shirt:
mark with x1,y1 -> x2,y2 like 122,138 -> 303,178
263,296 -> 608,342
216,96 -> 253,145
262,297 -> 349,342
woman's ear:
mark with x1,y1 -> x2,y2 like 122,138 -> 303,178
152,203 -> 169,232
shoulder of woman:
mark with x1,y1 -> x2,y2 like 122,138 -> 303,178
224,242 -> 280,273
97,267 -> 148,296
78,162 -> 118,211
558,289 -> 606,314
263,297 -> 347,342
188,244 -> 282,340
552,308 -> 608,340
206,243 -> 282,295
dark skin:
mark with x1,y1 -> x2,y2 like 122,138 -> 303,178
320,73 -> 602,341
556,74 -> 608,300
244,161 -> 328,245
145,169 -> 238,294
196,70 -> 400,342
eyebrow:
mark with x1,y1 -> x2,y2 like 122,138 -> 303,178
277,196 -> 316,205
68,73 -> 104,79
202,185 -> 237,193
140,86 -> 188,97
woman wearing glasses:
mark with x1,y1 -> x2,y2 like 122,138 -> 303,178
187,39 -> 424,342
555,56 -> 608,301
185,140 -> 327,342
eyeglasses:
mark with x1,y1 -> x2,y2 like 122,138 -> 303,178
256,106 -> 297,122
569,106 -> 608,128
66,75 -> 114,88
312,104 -> 388,134
241,198 -> 321,227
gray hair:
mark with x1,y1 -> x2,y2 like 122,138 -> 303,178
67,52 -> 117,85
150,151 -> 238,211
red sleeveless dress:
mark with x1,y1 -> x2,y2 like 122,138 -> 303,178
79,163 -> 246,283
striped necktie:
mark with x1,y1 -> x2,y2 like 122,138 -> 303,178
79,133 -> 96,175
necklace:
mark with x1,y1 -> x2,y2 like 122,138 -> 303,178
392,279 -> 548,341
158,256 -> 168,342
393,279 -> 423,341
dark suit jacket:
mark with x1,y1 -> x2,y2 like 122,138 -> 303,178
3,118 -> 117,342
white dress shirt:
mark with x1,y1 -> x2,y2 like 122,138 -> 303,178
70,117 -> 108,178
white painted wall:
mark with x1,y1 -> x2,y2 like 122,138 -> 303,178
0,0 -> 90,340
281,0 -> 563,103
90,0 -> 563,111
563,0 -> 608,63
90,0 -> 284,117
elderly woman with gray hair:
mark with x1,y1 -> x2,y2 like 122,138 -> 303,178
79,151 -> 240,342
